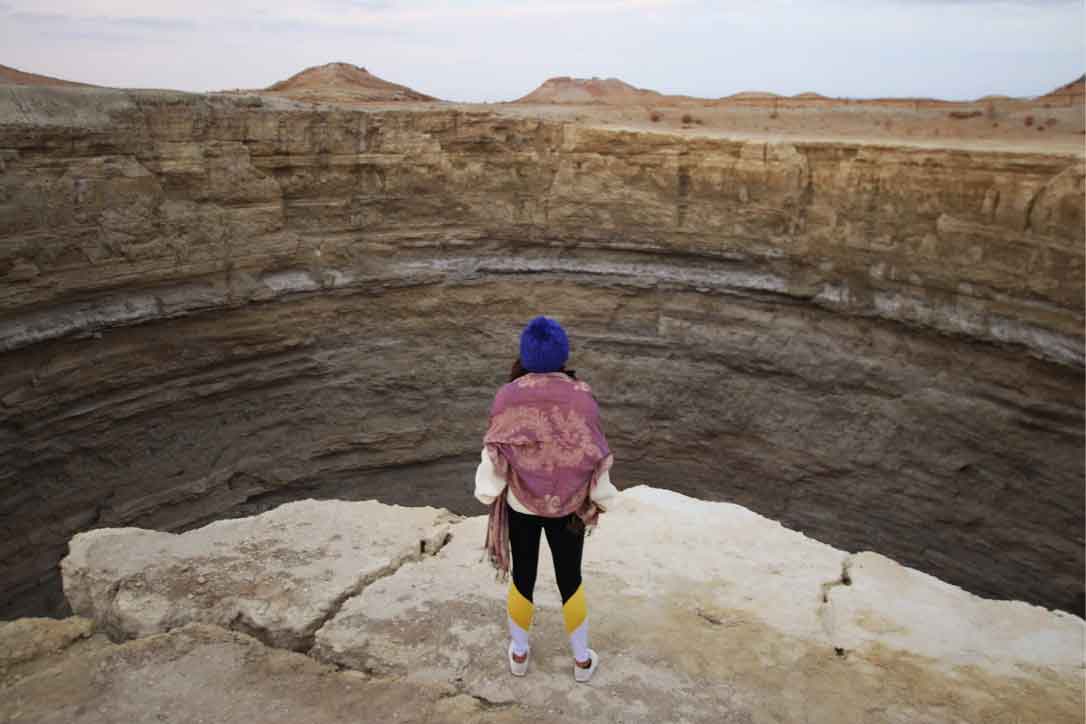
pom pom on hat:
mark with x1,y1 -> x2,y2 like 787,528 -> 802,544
519,316 -> 569,373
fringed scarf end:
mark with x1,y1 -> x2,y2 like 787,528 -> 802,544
483,487 -> 512,581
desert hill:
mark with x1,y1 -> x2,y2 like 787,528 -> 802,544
0,63 -> 92,87
724,90 -> 782,100
260,62 -> 436,103
514,76 -> 665,104
1040,74 -> 1085,103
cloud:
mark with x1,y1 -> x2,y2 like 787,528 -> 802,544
3,0 -> 684,29
8,9 -> 200,30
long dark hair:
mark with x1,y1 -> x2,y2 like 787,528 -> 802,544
509,358 -> 577,383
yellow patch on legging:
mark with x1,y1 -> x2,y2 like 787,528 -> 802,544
562,583 -> 587,634
507,581 -> 534,631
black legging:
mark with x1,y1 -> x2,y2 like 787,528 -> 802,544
507,503 -> 585,604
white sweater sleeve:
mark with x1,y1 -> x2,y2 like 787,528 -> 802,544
591,468 -> 619,509
474,448 -> 507,506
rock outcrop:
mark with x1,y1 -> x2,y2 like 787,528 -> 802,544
2,620 -> 490,724
514,76 -> 665,104
60,499 -> 454,649
1040,74 -> 1085,104
256,62 -> 438,104
0,64 -> 93,88
13,490 -> 1077,723
0,85 -> 1082,623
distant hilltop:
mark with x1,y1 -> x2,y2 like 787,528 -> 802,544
1,60 -> 1081,107
259,62 -> 437,103
514,76 -> 665,104
513,73 -> 1086,106
1039,74 -> 1085,103
0,63 -> 94,88
723,90 -> 782,100
513,77 -> 908,105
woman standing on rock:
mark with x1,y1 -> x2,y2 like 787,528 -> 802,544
475,316 -> 618,683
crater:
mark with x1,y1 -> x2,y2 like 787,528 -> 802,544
0,86 -> 1082,620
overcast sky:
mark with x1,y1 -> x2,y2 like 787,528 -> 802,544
1,0 -> 1082,102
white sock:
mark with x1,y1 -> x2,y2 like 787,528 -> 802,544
569,620 -> 589,662
509,615 -> 530,656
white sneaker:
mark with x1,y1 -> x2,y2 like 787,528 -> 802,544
573,649 -> 599,683
508,642 -> 529,677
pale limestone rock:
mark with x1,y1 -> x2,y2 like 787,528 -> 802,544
0,616 -> 94,671
308,488 -> 1084,723
824,550 -> 1085,676
309,486 -> 844,718
0,623 -> 507,724
3,489 -> 1075,722
61,499 -> 455,650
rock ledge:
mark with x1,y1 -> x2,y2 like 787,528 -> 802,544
2,488 -> 1073,723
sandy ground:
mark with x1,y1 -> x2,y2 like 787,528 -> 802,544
497,99 -> 1086,155
282,96 -> 1084,156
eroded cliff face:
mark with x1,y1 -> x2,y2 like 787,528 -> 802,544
0,86 -> 1082,619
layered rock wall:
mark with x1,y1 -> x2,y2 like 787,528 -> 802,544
0,85 -> 1082,619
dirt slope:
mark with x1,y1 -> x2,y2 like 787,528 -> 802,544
0,64 -> 92,87
261,62 -> 436,103
514,76 -> 665,104
1040,74 -> 1085,104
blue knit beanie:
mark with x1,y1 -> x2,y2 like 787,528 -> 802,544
519,316 -> 569,373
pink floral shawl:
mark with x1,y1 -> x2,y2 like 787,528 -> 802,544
483,372 -> 613,577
